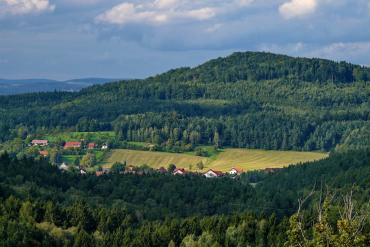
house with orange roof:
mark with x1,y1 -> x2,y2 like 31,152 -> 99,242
64,142 -> 81,149
229,167 -> 243,175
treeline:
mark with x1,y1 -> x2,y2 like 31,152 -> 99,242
112,112 -> 370,152
0,194 -> 289,246
2,146 -> 370,245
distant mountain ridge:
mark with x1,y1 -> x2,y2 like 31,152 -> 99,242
0,77 -> 132,95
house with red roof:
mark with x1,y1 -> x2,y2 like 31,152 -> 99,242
31,140 -> 49,146
173,168 -> 184,174
229,167 -> 243,175
96,171 -> 111,176
157,168 -> 168,173
64,142 -> 82,149
204,169 -> 223,178
39,151 -> 48,157
88,143 -> 96,149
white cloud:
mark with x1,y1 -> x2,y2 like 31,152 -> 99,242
153,0 -> 179,10
95,3 -> 165,25
95,0 -> 252,26
0,0 -> 55,16
206,23 -> 222,32
236,0 -> 253,7
279,0 -> 317,19
292,42 -> 304,51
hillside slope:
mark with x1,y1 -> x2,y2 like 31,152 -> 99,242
1,52 -> 370,152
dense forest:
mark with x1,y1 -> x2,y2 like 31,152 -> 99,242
1,148 -> 370,246
1,52 -> 370,246
1,52 -> 370,152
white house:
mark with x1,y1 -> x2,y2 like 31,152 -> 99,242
203,169 -> 223,178
102,143 -> 108,149
59,163 -> 68,171
229,168 -> 243,175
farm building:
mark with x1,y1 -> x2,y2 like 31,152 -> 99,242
59,163 -> 68,171
204,169 -> 223,178
229,168 -> 243,175
157,168 -> 168,173
173,168 -> 184,174
64,142 -> 82,149
88,143 -> 96,149
31,140 -> 49,146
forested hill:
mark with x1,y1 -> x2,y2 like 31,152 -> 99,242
1,52 -> 370,152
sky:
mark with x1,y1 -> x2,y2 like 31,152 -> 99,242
0,0 -> 369,80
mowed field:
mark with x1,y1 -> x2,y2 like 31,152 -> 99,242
103,149 -> 207,169
207,149 -> 329,172
103,148 -> 329,172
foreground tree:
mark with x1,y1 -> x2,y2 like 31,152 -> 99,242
286,186 -> 370,247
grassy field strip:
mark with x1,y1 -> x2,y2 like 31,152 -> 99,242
207,149 -> 329,172
103,149 -> 207,169
103,148 -> 328,173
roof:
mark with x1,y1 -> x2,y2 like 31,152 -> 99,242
32,140 -> 49,144
265,168 -> 282,173
157,168 -> 168,173
205,169 -> 223,176
173,168 -> 184,173
88,143 -> 95,148
230,168 -> 243,172
39,151 -> 48,156
96,171 -> 110,176
213,171 -> 223,176
64,142 -> 82,149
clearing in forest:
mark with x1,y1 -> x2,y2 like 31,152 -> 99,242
207,149 -> 329,172
103,149 -> 207,169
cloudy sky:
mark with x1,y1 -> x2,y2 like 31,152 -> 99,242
0,0 -> 369,80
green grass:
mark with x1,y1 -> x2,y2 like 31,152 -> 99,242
127,142 -> 147,147
103,148 -> 328,173
61,151 -> 104,165
206,149 -> 329,172
61,155 -> 81,164
103,149 -> 208,170
43,131 -> 115,143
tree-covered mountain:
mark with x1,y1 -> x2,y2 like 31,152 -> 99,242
1,51 -> 370,152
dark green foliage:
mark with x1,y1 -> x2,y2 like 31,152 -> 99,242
1,147 -> 370,245
1,52 -> 370,152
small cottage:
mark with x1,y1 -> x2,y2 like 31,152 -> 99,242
229,167 -> 243,175
31,140 -> 49,146
204,169 -> 223,178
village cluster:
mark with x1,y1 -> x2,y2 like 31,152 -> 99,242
30,140 -> 108,149
31,139 -> 282,177
94,167 -> 244,178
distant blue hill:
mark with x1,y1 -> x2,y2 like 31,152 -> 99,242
0,77 -> 132,95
